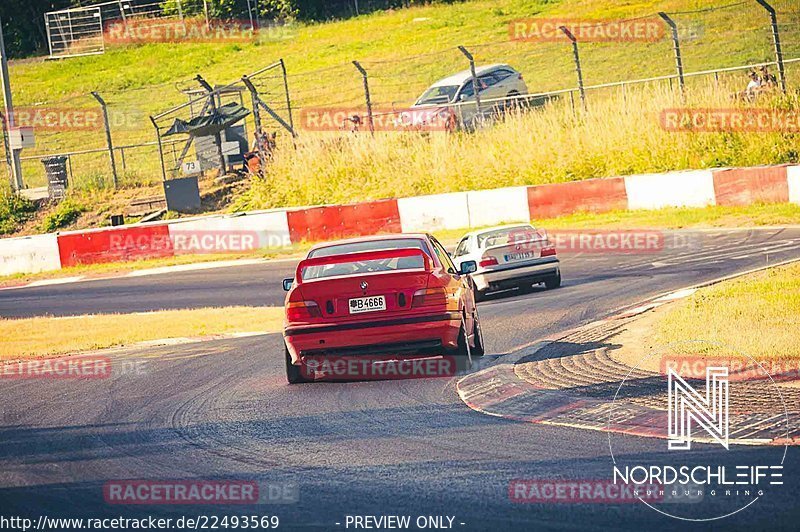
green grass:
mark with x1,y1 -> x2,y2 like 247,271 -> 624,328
1,0 -> 798,225
657,262 -> 800,360
6,1 -> 799,182
0,194 -> 36,235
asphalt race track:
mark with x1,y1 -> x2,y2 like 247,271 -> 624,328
2,228 -> 800,530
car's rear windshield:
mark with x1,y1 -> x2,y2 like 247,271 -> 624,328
477,226 -> 538,248
303,239 -> 429,280
415,85 -> 459,105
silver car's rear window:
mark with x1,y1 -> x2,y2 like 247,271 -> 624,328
477,226 -> 537,248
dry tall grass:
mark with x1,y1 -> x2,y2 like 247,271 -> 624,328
237,79 -> 800,210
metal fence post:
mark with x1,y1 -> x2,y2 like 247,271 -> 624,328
0,18 -> 23,191
352,61 -> 374,136
149,116 -> 167,182
457,46 -> 482,124
755,0 -> 787,93
559,26 -> 586,112
658,12 -> 685,96
242,74 -> 267,173
117,0 -> 128,31
279,59 -> 296,138
195,75 -> 227,175
91,91 -> 119,188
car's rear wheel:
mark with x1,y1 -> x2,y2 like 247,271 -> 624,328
471,309 -> 485,357
285,345 -> 309,384
544,271 -> 562,289
451,324 -> 473,372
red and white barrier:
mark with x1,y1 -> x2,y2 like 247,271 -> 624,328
527,177 -> 628,218
624,170 -> 716,210
0,234 -> 62,276
789,166 -> 800,205
398,192 -> 471,232
170,210 -> 291,254
287,199 -> 401,242
467,187 -> 530,227
2,163 -> 798,277
712,165 -> 790,206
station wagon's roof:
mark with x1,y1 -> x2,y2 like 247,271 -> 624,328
430,64 -> 512,87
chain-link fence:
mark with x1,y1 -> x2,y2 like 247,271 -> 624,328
4,1 -> 800,194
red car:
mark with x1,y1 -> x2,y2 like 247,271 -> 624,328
282,234 -> 484,384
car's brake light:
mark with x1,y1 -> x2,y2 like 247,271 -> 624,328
541,246 -> 557,257
411,288 -> 447,308
286,301 -> 322,321
479,256 -> 498,268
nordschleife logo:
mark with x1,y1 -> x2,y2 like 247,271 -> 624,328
668,367 -> 729,450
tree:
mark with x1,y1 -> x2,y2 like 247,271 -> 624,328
0,1 -> 74,57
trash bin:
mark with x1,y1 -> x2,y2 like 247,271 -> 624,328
41,156 -> 69,201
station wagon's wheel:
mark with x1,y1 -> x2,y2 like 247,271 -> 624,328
285,345 -> 310,384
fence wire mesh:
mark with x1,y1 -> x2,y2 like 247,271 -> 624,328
4,1 -> 800,194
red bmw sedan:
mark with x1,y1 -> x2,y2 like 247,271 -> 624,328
282,234 -> 483,384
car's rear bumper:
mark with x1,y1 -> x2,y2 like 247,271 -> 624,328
284,311 -> 461,364
472,257 -> 560,291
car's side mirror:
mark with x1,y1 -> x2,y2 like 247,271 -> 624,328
459,260 -> 477,275
282,278 -> 294,291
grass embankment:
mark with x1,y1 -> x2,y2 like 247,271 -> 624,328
238,83 -> 800,209
656,262 -> 800,361
0,0 -> 797,217
0,306 -> 284,360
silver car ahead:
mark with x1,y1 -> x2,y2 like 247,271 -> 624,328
452,224 -> 561,301
410,64 -> 528,128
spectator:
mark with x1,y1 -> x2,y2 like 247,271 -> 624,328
745,70 -> 762,96
759,65 -> 778,89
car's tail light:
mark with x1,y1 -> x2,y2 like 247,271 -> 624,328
411,288 -> 447,308
541,246 -> 557,257
479,256 -> 498,268
286,301 -> 322,321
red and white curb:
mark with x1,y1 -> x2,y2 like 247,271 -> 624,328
457,257 -> 800,445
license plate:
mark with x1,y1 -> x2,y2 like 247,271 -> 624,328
348,295 -> 386,314
504,251 -> 535,262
